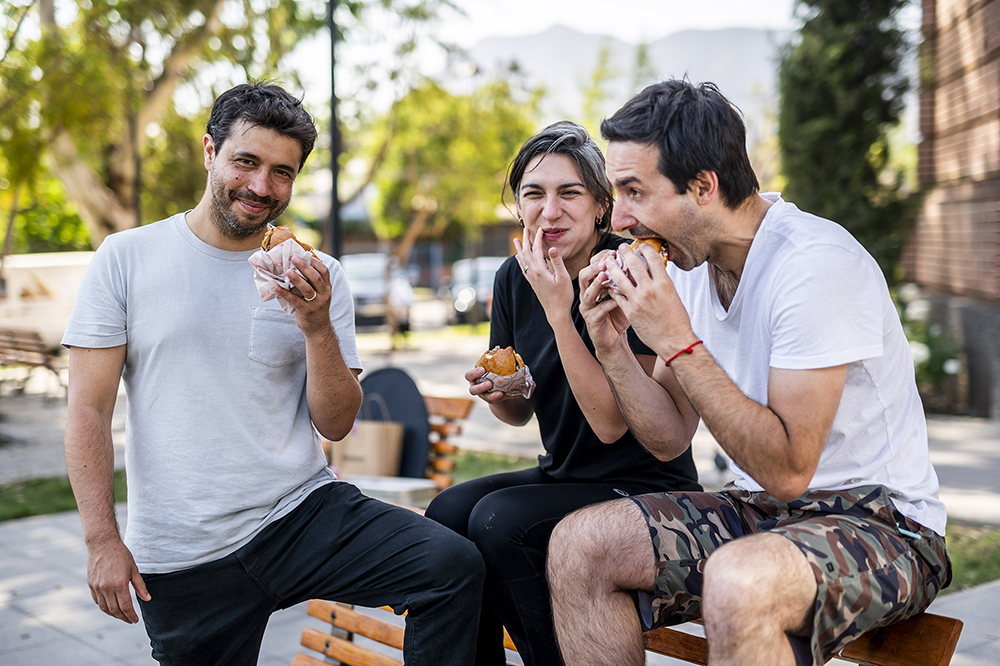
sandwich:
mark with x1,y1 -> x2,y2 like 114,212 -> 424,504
261,225 -> 317,258
630,237 -> 669,266
476,346 -> 526,377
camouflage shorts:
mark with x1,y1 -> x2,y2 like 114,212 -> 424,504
630,485 -> 951,666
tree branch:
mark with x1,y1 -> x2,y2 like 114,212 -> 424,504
135,0 -> 227,148
0,0 -> 36,65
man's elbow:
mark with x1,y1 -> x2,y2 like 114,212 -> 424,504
647,437 -> 692,462
766,473 -> 813,503
595,423 -> 628,444
316,384 -> 362,441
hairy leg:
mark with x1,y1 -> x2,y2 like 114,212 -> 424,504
547,499 -> 655,666
701,533 -> 817,666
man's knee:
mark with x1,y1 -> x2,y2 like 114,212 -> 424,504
548,499 -> 649,589
702,534 -> 815,624
438,529 -> 486,585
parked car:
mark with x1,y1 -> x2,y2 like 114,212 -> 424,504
339,253 -> 414,329
447,256 -> 508,324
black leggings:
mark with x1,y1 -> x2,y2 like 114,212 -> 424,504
423,467 -> 655,666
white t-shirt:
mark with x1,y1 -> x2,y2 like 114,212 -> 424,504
62,213 -> 363,572
668,194 -> 946,535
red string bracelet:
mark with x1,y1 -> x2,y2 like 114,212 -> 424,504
664,340 -> 703,366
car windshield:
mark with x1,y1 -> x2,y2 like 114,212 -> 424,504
341,255 -> 390,283
453,257 -> 507,289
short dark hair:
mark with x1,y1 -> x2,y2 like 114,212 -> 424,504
600,80 -> 758,209
206,81 -> 317,171
506,121 -> 614,232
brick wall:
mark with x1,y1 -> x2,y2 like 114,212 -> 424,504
905,0 -> 1000,415
907,0 -> 1000,299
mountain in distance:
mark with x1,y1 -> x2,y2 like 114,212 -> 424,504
452,24 -> 792,145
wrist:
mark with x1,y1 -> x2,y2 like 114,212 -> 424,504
663,340 -> 704,367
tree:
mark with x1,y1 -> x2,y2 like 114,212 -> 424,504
0,0 -> 458,250
370,78 -> 538,268
777,0 -> 914,283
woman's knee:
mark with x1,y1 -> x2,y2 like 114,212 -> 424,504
465,491 -> 531,559
423,483 -> 478,535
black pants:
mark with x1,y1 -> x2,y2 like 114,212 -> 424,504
423,467 -> 655,666
137,481 -> 485,666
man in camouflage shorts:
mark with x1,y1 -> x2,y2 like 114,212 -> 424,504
547,79 -> 950,666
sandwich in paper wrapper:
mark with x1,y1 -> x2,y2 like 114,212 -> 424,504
248,225 -> 318,314
604,237 -> 670,296
475,346 -> 536,399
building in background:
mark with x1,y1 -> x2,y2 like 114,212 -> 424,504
905,0 -> 1000,416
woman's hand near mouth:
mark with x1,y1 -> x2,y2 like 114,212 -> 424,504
514,227 -> 575,328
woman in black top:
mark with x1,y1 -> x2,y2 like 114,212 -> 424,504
424,121 -> 700,666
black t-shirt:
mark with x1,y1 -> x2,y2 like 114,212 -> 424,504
489,233 -> 700,490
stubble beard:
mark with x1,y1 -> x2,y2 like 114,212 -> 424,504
208,170 -> 289,240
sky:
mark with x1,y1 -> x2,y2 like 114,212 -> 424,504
433,0 -> 799,45
288,0 -> 801,110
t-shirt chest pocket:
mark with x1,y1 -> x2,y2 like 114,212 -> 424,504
248,307 -> 306,367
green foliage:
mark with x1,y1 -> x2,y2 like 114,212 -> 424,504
580,40 -> 618,137
778,0 -> 915,284
895,284 -> 963,412
139,103 -> 210,224
370,78 -> 537,246
0,0 -> 457,247
3,177 -> 92,252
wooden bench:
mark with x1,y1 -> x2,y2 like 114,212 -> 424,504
290,601 -> 963,666
0,328 -> 66,396
321,394 -> 473,494
422,395 -> 473,490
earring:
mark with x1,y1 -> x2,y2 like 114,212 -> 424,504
518,217 -> 524,228
595,216 -> 602,228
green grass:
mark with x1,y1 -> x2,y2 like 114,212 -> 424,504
0,469 -> 127,522
3,461 -> 999,598
943,522 -> 1000,594
451,449 -> 537,485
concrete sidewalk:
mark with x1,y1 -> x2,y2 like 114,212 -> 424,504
2,332 -> 1000,664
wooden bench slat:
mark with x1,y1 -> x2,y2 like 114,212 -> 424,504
424,395 -> 474,420
644,627 -> 707,664
290,652 -> 330,666
641,612 -> 963,666
296,603 -> 960,666
300,627 -> 403,666
429,421 -> 462,438
306,599 -> 404,649
839,613 -> 963,666
0,329 -> 66,392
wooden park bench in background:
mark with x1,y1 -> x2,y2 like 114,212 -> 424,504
290,601 -> 963,666
423,395 -> 473,490
0,328 -> 67,398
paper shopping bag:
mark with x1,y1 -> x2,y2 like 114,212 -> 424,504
326,419 -> 405,477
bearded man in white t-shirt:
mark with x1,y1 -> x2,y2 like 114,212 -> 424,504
546,79 -> 951,666
62,81 -> 484,666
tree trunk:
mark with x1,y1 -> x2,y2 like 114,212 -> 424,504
47,131 -> 136,246
41,0 -> 227,247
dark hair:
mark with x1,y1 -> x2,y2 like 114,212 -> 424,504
205,81 -> 317,171
506,121 -> 614,232
600,80 -> 758,209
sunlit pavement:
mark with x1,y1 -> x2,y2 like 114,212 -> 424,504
2,298 -> 999,664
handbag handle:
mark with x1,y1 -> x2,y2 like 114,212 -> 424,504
360,391 -> 392,421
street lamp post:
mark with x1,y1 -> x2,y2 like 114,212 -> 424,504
327,0 -> 342,259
